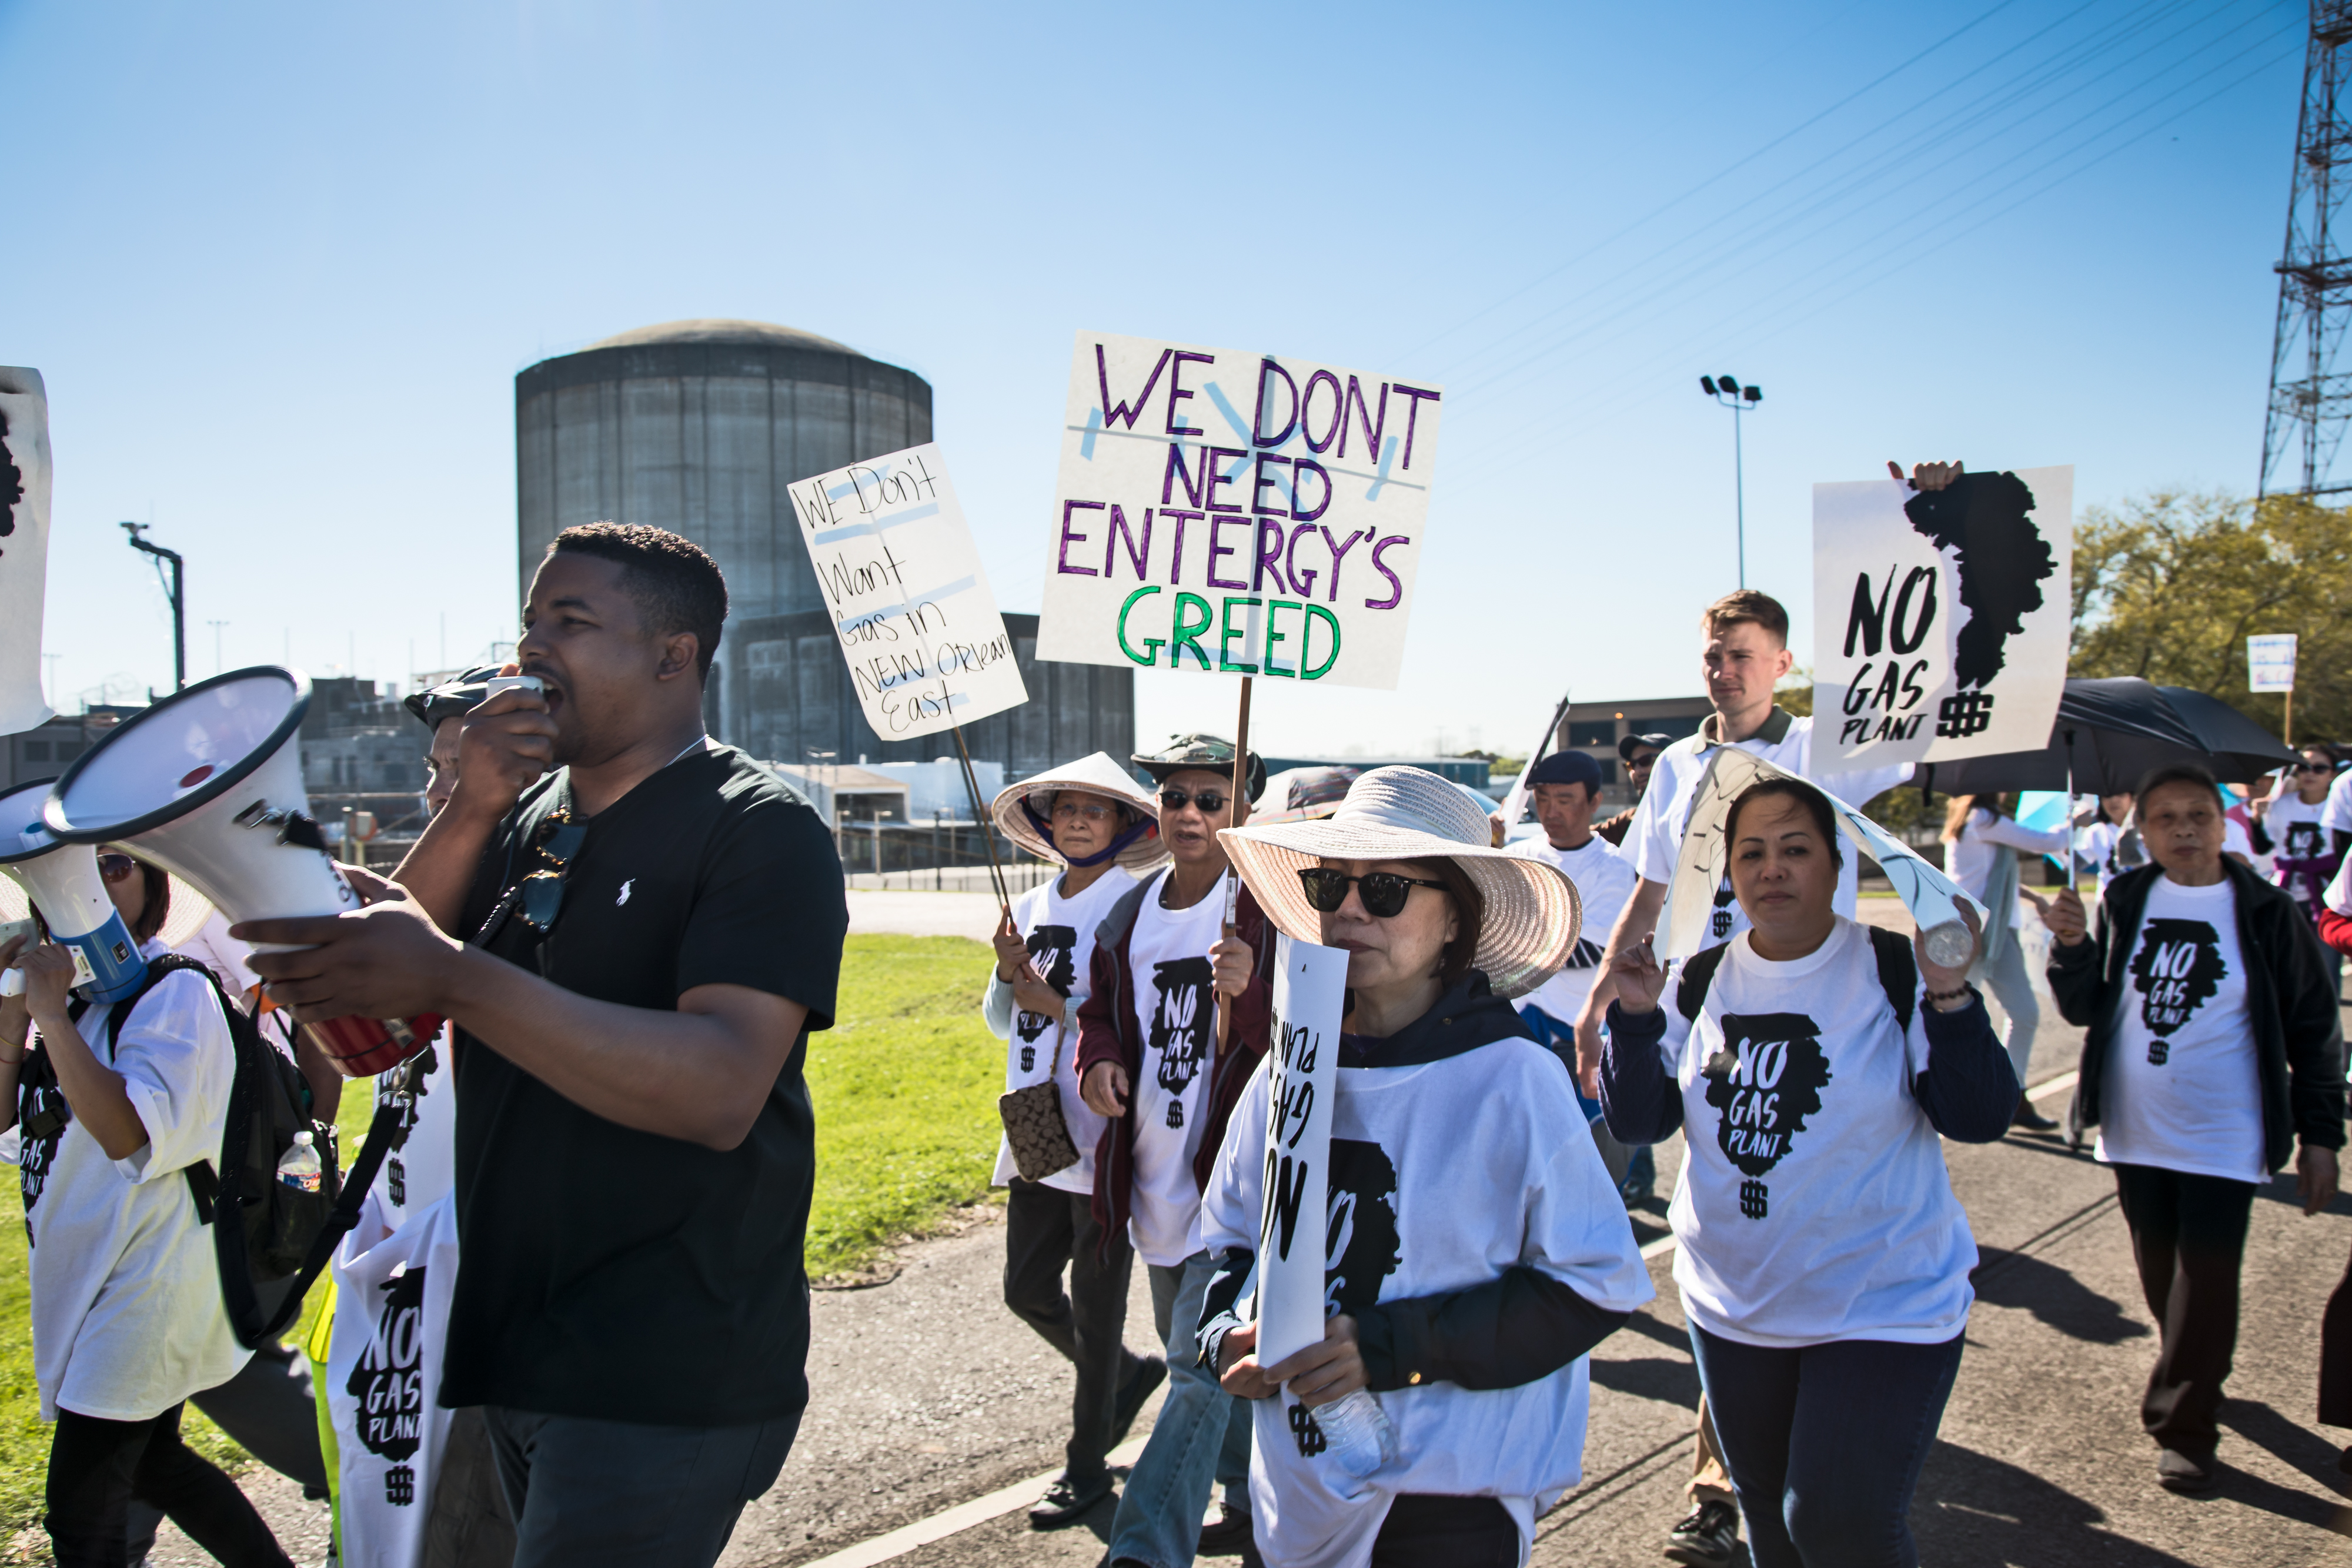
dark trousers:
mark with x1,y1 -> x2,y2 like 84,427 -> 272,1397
1371,1494 -> 1519,1567
1689,1326 -> 1965,1568
46,1402 -> 292,1568
483,1405 -> 799,1568
2111,1162 -> 2257,1459
1003,1176 -> 1141,1482
2324,1237 -> 2352,1429
125,1342 -> 328,1561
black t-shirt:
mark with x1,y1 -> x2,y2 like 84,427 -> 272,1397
438,743 -> 847,1426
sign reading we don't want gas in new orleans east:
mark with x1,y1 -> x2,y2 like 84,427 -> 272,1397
787,443 -> 1029,742
1812,466 -> 2074,768
1038,331 -> 1443,688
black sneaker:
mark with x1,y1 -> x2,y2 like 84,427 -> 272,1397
1108,1355 -> 1168,1447
2156,1448 -> 2215,1493
2011,1096 -> 2060,1132
1198,1502 -> 1255,1557
1665,1500 -> 1740,1566
1028,1470 -> 1113,1529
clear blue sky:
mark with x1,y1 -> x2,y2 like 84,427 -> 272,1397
1,0 -> 2311,758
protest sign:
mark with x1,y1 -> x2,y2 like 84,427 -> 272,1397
787,443 -> 1028,743
0,368 -> 54,735
1813,466 -> 2073,768
1661,747 -> 1984,963
1037,331 -> 1442,690
1255,932 -> 1350,1368
2248,634 -> 2297,693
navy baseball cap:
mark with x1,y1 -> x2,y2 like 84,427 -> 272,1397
1526,750 -> 1605,790
1618,732 -> 1673,762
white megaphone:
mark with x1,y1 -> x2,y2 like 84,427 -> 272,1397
43,667 -> 442,1077
0,777 -> 149,1004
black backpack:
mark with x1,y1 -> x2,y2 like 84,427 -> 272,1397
87,955 -> 422,1349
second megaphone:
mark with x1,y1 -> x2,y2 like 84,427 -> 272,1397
0,777 -> 148,1004
42,667 -> 442,1077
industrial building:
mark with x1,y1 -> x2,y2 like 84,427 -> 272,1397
514,320 -> 1132,785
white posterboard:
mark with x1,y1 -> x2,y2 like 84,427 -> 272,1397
1038,331 -> 1442,689
1661,747 -> 1983,963
786,443 -> 1028,742
2248,634 -> 2297,693
1813,466 -> 2073,768
1255,932 -> 1350,1368
0,368 -> 54,735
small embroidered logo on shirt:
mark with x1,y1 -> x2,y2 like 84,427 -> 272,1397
616,879 -> 634,907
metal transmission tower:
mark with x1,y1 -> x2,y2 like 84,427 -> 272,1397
2261,2 -> 2352,499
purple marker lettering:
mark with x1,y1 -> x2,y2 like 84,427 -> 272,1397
1097,346 -> 1172,432
1161,443 -> 1203,506
1105,505 -> 1153,581
1289,458 -> 1331,523
1167,351 -> 1214,435
1321,525 -> 1367,603
1392,384 -> 1441,470
1251,454 -> 1292,518
1253,359 -> 1300,447
1252,520 -> 1289,593
1206,516 -> 1250,590
1058,502 -> 1104,577
1204,447 -> 1247,513
1162,509 -> 1201,586
1340,377 -> 1389,464
1364,535 -> 1408,610
1285,523 -> 1321,598
1299,370 -> 1342,453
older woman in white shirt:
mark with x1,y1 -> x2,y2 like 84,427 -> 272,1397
1940,794 -> 2070,1131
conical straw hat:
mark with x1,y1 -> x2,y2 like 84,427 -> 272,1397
993,752 -> 1168,872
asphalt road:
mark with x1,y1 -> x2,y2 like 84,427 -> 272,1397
146,902 -> 2352,1567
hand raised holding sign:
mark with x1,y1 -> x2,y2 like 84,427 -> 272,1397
1887,460 -> 1965,492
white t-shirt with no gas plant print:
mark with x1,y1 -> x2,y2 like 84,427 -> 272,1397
1650,918 -> 1979,1349
2095,875 -> 2266,1185
1123,867 -> 1232,1267
1509,834 -> 1640,1026
2262,794 -> 2334,905
988,867 -> 1137,1195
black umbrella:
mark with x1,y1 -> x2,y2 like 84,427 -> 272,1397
1922,677 -> 2296,795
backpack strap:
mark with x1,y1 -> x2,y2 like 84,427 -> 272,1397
1673,942 -> 1733,1022
1866,925 -> 1919,1035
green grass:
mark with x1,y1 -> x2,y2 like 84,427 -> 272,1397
0,935 -> 1006,1533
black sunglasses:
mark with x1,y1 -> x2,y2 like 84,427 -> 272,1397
2293,761 -> 2336,775
1297,867 -> 1449,919
517,815 -> 589,933
1159,787 -> 1230,815
97,852 -> 138,884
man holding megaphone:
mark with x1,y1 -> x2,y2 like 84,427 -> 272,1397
235,523 -> 850,1568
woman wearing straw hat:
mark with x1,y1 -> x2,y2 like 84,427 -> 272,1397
1,848 -> 299,1568
1599,776 -> 2014,1567
1195,765 -> 1653,1568
984,751 -> 1173,1529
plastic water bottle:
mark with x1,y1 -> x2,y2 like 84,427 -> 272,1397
276,1132 -> 323,1195
1314,1389 -> 1398,1478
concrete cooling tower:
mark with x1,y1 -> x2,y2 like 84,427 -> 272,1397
516,319 -> 1132,784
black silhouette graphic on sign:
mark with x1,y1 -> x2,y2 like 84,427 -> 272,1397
1148,955 -> 1215,1128
1902,470 -> 2056,691
0,406 -> 21,539
346,1266 -> 428,1505
2128,918 -> 2227,1062
1015,923 -> 1079,1059
1703,1012 -> 1832,1220
1323,1138 -> 1403,1316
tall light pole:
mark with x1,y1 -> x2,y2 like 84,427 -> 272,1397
1699,375 -> 1764,587
208,620 -> 229,676
121,521 -> 185,691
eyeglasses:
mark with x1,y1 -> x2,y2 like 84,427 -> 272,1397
1158,788 -> 1229,815
517,814 -> 588,932
1297,867 -> 1450,918
1052,800 -> 1117,823
98,853 -> 138,884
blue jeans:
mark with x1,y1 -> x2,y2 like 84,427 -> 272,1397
1688,1326 -> 1963,1568
1105,1251 -> 1251,1567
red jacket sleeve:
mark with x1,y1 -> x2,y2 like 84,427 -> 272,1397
2319,905 -> 2352,958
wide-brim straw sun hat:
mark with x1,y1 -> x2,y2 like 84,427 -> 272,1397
993,751 -> 1169,873
1218,765 -> 1582,1001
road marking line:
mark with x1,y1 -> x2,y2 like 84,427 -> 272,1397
806,1070 -> 2091,1567
799,1435 -> 1151,1568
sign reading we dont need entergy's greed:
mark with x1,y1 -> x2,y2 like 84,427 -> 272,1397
1038,331 -> 1442,690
